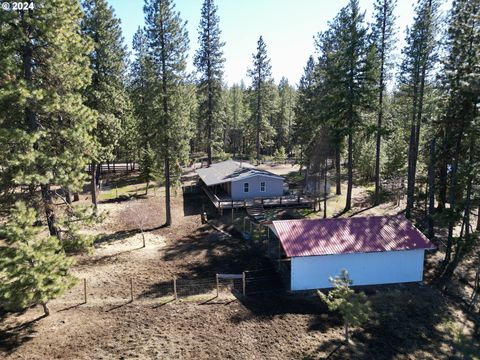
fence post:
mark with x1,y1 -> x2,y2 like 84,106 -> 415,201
130,278 -> 134,302
83,278 -> 87,304
173,277 -> 177,300
243,216 -> 246,232
216,274 -> 219,297
231,202 -> 234,224
242,272 -> 246,297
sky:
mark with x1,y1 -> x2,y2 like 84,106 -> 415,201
106,0 -> 449,87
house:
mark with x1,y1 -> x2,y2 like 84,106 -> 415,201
196,160 -> 285,201
269,215 -> 435,291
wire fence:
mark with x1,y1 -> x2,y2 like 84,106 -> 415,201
61,270 -> 285,307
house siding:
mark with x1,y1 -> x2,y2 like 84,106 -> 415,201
231,175 -> 284,200
290,249 -> 425,290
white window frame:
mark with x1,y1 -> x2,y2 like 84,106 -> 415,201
260,181 -> 266,192
243,182 -> 249,193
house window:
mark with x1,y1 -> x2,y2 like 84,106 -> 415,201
260,181 -> 266,192
243,182 -> 249,193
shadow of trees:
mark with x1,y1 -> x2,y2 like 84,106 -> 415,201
0,309 -> 45,353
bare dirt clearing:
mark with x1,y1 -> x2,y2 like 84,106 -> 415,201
1,172 -> 478,359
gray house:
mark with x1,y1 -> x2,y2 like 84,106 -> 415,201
196,160 -> 284,201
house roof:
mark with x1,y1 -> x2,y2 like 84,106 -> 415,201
196,160 -> 284,186
272,215 -> 436,258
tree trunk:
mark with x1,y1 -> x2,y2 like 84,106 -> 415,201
374,9 -> 387,206
437,129 -> 448,212
441,171 -> 473,283
335,147 -> 341,195
405,111 -> 417,218
73,192 -> 80,202
344,131 -> 353,212
65,188 -> 72,205
164,163 -> 172,227
145,179 -> 150,195
427,139 -> 435,239
344,321 -> 349,345
41,184 -> 58,237
324,157 -> 328,219
477,202 -> 480,232
256,96 -> 261,161
443,131 -> 464,268
91,162 -> 98,209
41,302 -> 50,317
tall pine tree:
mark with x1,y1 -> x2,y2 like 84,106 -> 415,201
401,0 -> 439,218
247,36 -> 275,161
327,0 -> 376,212
82,0 -> 129,209
0,0 -> 96,235
144,0 -> 190,226
438,0 -> 479,281
372,0 -> 397,205
0,202 -> 76,316
194,0 -> 225,165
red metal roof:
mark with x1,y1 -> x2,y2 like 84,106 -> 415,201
272,216 -> 436,258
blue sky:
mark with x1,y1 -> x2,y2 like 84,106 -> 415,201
106,0 -> 449,86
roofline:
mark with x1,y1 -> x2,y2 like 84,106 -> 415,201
288,246 -> 436,258
199,172 -> 284,186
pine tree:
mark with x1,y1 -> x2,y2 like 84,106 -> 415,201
324,0 -> 376,212
140,143 -> 156,195
228,82 -> 249,157
0,202 -> 76,316
0,0 -> 96,235
401,0 -> 439,218
130,27 -> 157,153
437,0 -> 479,281
275,77 -> 296,154
247,36 -> 275,161
194,0 -> 225,165
372,0 -> 397,205
82,0 -> 129,209
318,269 -> 372,344
293,56 -> 318,171
144,0 -> 190,226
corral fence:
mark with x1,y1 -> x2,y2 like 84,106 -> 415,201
63,270 -> 284,307
85,162 -> 139,174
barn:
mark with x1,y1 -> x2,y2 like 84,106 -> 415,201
269,215 -> 436,291
196,160 -> 285,201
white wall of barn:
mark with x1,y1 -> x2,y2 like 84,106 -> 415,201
290,249 -> 425,290
231,175 -> 284,200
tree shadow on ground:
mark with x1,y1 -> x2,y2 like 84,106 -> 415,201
231,293 -> 339,328
182,190 -> 215,217
139,226 -> 277,299
0,309 -> 45,353
308,285 -> 457,360
161,228 -> 273,277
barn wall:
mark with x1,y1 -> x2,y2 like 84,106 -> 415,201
290,249 -> 425,290
231,175 -> 284,200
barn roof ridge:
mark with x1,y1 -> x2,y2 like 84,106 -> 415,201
272,215 -> 436,258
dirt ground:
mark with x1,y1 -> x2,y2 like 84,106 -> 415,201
1,169 -> 479,359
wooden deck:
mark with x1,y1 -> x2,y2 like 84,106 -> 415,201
196,182 -> 313,211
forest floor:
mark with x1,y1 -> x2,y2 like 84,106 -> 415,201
1,164 -> 479,359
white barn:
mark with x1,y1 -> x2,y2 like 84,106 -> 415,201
270,216 -> 435,291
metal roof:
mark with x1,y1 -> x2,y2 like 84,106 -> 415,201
196,160 -> 284,186
272,215 -> 436,258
